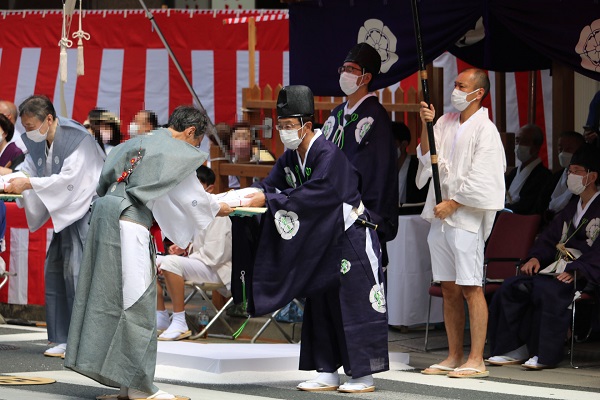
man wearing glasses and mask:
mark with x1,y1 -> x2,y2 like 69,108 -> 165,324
321,42 -> 398,268
244,85 -> 389,393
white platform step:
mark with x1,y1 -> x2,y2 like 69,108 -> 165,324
157,342 -> 410,376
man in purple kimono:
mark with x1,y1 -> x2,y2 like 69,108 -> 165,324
244,85 -> 389,393
321,43 -> 398,266
487,144 -> 600,369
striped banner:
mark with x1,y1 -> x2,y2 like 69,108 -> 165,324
0,203 -> 53,306
0,9 -> 289,133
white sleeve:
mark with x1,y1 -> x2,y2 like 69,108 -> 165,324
415,145 -> 433,190
25,139 -> 103,232
148,172 -> 221,249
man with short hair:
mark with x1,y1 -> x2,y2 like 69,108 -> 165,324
321,42 -> 398,266
129,109 -> 159,137
0,100 -> 27,152
418,68 -> 506,378
536,131 -> 585,223
4,95 -> 105,357
65,105 -> 232,400
245,85 -> 389,393
506,124 -> 551,215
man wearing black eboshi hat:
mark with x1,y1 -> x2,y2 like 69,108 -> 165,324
321,42 -> 399,268
243,85 -> 389,392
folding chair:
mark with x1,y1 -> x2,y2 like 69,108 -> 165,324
184,281 -> 236,340
250,298 -> 304,344
0,256 -> 13,292
424,212 -> 540,351
569,272 -> 598,369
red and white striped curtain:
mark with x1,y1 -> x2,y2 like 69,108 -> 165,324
0,9 -> 290,132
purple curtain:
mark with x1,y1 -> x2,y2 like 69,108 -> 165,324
289,0 -> 600,95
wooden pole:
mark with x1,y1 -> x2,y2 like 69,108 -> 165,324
528,71 -> 537,124
411,0 -> 442,204
248,17 -> 256,89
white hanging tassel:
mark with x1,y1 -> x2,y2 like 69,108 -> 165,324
72,1 -> 89,76
58,2 -> 73,83
59,44 -> 68,83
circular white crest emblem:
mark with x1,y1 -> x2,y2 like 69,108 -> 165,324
284,166 -> 297,188
357,19 -> 399,73
576,18 -> 600,73
67,184 -> 74,191
455,17 -> 485,47
355,117 -> 374,143
37,158 -> 42,166
369,283 -> 386,313
54,156 -> 59,164
321,116 -> 336,140
274,209 -> 300,240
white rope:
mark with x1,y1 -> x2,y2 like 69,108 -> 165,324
72,1 -> 90,76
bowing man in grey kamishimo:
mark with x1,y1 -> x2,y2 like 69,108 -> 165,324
65,106 -> 232,400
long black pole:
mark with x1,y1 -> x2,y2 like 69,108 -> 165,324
410,0 -> 442,204
138,1 -> 230,160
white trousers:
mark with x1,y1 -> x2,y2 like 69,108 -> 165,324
427,219 -> 484,286
157,255 -> 228,296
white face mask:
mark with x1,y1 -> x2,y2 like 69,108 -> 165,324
558,151 -> 573,169
100,128 -> 112,144
567,172 -> 589,195
450,88 -> 480,112
26,118 -> 50,143
129,122 -> 140,137
339,72 -> 365,96
279,123 -> 306,150
515,145 -> 532,163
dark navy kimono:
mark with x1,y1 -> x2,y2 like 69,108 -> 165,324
488,193 -> 600,366
322,95 -> 399,263
251,132 -> 389,378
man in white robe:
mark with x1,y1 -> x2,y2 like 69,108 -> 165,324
4,95 -> 105,357
156,165 -> 232,341
65,106 -> 232,400
417,69 -> 506,378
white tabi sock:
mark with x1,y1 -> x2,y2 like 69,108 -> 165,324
158,311 -> 189,340
156,310 -> 170,331
344,374 -> 373,387
128,388 -> 175,399
313,371 -> 339,385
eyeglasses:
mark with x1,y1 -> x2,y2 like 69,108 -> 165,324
338,65 -> 363,75
275,122 -> 301,131
567,168 -> 588,175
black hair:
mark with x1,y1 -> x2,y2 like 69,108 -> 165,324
559,130 -> 585,146
391,121 -> 411,144
196,165 -> 216,186
0,114 -> 15,142
168,105 -> 208,139
18,95 -> 56,120
142,110 -> 159,129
